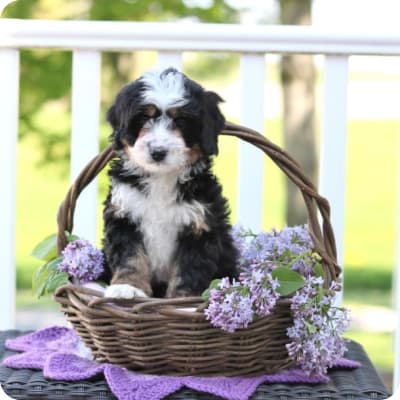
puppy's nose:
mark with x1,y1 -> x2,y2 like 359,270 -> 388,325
150,147 -> 168,162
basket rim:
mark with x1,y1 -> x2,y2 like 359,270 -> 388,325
54,282 -> 293,321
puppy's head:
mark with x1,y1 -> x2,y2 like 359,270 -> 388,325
107,68 -> 225,174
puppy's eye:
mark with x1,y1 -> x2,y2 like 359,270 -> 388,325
173,117 -> 187,129
139,115 -> 150,126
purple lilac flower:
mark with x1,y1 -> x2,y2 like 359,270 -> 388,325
234,225 -> 315,276
58,239 -> 104,283
239,265 -> 280,317
231,225 -> 248,258
204,278 -> 254,333
286,277 -> 351,375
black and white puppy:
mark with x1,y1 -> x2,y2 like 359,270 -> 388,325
103,67 -> 238,299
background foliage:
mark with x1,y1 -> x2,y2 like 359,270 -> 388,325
3,0 -> 238,164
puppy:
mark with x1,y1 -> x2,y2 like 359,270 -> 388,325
103,68 -> 238,299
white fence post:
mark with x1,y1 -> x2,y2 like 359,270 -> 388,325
0,49 -> 19,329
319,55 -> 349,305
70,50 -> 101,244
237,53 -> 265,233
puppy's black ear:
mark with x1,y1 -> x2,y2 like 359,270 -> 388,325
201,91 -> 225,156
106,80 -> 143,148
106,104 -> 119,130
106,104 -> 124,149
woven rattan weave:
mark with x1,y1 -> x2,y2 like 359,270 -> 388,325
53,121 -> 341,376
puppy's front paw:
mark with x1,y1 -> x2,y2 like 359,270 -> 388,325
104,284 -> 147,299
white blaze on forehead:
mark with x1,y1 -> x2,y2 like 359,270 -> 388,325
141,69 -> 188,110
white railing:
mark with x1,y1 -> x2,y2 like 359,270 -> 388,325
0,18 -> 399,389
0,47 -> 19,330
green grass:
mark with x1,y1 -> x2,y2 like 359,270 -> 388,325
343,288 -> 392,307
16,288 -> 57,309
344,265 -> 392,291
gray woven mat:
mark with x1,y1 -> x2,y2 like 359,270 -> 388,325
0,330 -> 390,400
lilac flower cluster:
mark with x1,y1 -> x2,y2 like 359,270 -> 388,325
204,267 -> 280,333
204,278 -> 254,333
239,265 -> 280,317
204,225 -> 351,376
58,239 -> 104,283
287,277 -> 351,375
233,225 -> 315,276
205,225 -> 311,333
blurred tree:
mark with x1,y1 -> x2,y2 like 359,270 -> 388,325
2,0 -> 238,164
279,0 -> 317,225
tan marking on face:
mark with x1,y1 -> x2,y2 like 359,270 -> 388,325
187,144 -> 203,165
120,137 -> 129,147
119,140 -> 131,161
120,139 -> 136,163
143,104 -> 158,117
167,108 -> 195,121
120,137 -> 134,157
111,247 -> 153,296
167,107 -> 180,119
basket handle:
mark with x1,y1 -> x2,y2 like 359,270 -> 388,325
56,145 -> 115,254
56,121 -> 340,287
222,122 -> 340,286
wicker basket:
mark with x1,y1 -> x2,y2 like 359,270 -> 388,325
53,121 -> 340,377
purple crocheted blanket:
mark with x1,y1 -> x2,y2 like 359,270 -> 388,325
3,326 -> 360,400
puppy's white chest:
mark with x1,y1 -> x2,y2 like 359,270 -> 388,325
111,178 -> 206,272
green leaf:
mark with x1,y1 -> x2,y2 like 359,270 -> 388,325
32,256 -> 64,298
209,279 -> 222,290
315,286 -> 325,303
313,262 -> 325,278
32,264 -> 50,298
32,232 -> 79,262
239,286 -> 250,296
65,231 -> 79,243
272,267 -> 305,296
201,288 -> 211,301
35,278 -> 49,299
45,272 -> 69,293
31,233 -> 58,261
201,279 -> 221,301
45,256 -> 64,271
304,320 -> 317,334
